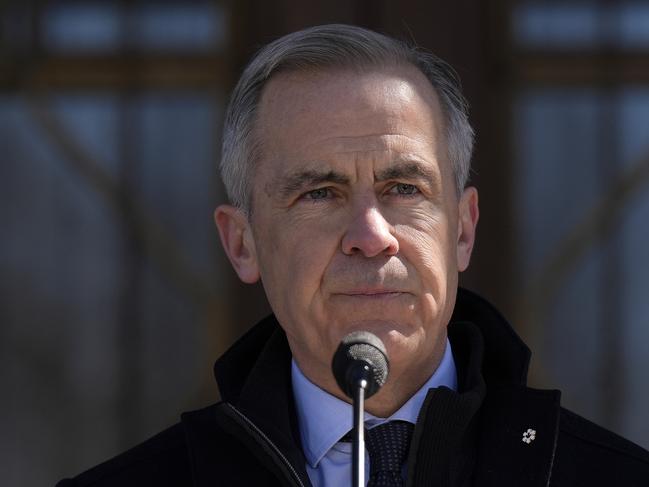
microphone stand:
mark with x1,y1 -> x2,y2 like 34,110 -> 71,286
352,376 -> 368,487
332,332 -> 388,487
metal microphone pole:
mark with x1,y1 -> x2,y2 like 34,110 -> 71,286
352,377 -> 367,487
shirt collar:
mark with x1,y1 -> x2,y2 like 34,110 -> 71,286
291,339 -> 457,468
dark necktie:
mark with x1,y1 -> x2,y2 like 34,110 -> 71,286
365,421 -> 414,487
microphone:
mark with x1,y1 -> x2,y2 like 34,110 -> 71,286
332,331 -> 389,400
331,331 -> 389,487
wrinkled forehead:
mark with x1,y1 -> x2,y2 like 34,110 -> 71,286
261,65 -> 441,123
255,65 -> 446,162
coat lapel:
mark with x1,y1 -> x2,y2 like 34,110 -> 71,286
476,385 -> 561,487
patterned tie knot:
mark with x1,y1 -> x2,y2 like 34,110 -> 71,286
365,421 -> 414,485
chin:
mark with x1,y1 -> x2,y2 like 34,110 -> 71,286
372,326 -> 425,359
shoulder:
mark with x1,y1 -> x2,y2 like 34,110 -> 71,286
552,407 -> 649,485
55,422 -> 191,487
55,404 -> 256,487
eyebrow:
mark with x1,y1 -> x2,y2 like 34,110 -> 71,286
277,169 -> 350,199
376,161 -> 439,186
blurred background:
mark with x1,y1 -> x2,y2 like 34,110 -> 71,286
2,0 -> 649,485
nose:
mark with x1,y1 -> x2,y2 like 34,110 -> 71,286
341,205 -> 399,257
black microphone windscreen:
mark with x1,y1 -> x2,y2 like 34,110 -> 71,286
332,331 -> 389,399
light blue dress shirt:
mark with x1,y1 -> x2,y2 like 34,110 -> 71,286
291,339 -> 458,487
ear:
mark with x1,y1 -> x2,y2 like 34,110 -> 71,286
214,204 -> 260,283
456,186 -> 479,272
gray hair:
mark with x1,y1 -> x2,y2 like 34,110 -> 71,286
220,24 -> 474,212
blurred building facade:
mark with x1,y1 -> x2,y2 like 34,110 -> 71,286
1,1 -> 649,485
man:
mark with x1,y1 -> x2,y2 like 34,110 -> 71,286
58,24 -> 649,486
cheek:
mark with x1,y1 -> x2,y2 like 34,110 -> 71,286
255,215 -> 338,304
397,210 -> 455,269
399,229 -> 448,289
395,215 -> 455,308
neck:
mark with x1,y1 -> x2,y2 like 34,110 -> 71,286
363,358 -> 440,417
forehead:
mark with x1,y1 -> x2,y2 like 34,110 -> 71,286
253,65 -> 448,184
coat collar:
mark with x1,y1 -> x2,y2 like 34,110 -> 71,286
450,287 -> 531,386
450,289 -> 560,486
213,322 -> 311,486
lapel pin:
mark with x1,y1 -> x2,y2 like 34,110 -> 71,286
522,428 -> 536,444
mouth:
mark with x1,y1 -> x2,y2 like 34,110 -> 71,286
336,289 -> 406,299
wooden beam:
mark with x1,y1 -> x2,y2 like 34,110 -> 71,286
0,53 -> 227,90
514,50 -> 649,85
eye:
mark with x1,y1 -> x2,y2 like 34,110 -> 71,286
303,187 -> 331,200
389,183 -> 419,196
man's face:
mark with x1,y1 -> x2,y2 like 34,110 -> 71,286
216,65 -> 478,406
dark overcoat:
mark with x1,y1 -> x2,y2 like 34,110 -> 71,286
57,289 -> 649,486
